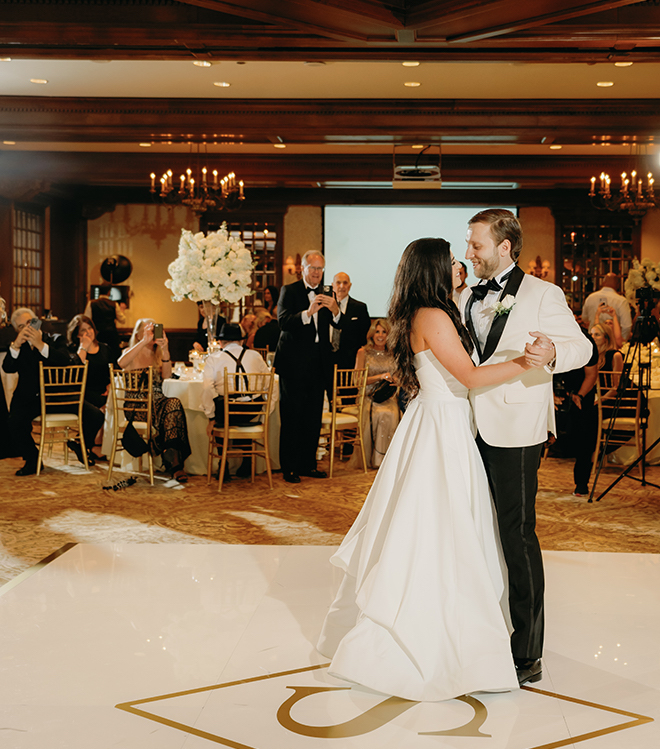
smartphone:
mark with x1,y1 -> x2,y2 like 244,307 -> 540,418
153,323 -> 163,339
322,284 -> 333,296
29,317 -> 42,330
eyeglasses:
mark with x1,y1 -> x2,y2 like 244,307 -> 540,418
305,266 -> 324,272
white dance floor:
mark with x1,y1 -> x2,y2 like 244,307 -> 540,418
0,544 -> 658,749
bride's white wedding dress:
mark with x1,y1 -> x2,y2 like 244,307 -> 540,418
317,349 -> 518,702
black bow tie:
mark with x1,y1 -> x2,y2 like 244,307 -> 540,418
307,286 -> 320,294
471,278 -> 502,301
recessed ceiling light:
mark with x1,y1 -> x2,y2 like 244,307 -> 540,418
411,144 -> 425,149
304,61 -> 326,66
273,143 -> 286,149
549,145 -> 562,150
0,58 -> 11,62
139,142 -> 152,147
30,78 -> 48,84
614,61 -> 633,67
3,140 -> 16,145
193,61 -> 212,67
404,81 -> 421,87
597,81 -> 614,87
213,81 -> 231,88
402,61 -> 420,67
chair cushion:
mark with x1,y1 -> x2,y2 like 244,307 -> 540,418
33,414 -> 79,425
322,412 -> 358,427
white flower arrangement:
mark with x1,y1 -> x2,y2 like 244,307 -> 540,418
164,223 -> 254,305
492,294 -> 516,318
624,257 -> 660,310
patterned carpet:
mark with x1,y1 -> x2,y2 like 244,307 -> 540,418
1,450 -> 659,587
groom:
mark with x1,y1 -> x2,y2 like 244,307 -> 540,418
461,209 -> 591,686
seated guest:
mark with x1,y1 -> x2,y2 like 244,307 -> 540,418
263,285 -> 280,316
193,300 -> 226,352
84,285 -> 126,362
356,318 -> 400,468
239,311 -> 257,344
2,307 -> 72,475
201,323 -> 271,478
591,322 -> 624,401
593,301 -> 624,350
67,314 -> 113,463
118,318 -> 191,483
251,308 -> 280,352
452,261 -> 469,305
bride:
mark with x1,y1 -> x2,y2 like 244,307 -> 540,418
317,237 -> 542,702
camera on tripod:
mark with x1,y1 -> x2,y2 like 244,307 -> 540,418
633,286 -> 660,344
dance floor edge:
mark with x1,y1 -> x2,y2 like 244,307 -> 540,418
0,544 -> 658,749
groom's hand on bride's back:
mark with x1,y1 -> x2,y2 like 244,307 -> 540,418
524,331 -> 556,368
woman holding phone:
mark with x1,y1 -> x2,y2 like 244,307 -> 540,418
118,318 -> 191,482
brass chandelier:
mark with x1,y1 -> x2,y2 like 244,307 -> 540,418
588,145 -> 658,220
149,144 -> 245,215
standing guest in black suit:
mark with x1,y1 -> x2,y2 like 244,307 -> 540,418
275,251 -> 341,484
2,307 -> 71,475
329,271 -> 371,375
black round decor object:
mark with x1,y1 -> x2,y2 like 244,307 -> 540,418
100,255 -> 133,284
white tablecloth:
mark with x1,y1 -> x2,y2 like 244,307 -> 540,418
163,376 -> 281,476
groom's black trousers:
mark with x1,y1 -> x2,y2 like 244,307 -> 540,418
476,434 -> 545,663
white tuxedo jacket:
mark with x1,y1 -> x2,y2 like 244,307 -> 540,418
460,266 -> 592,448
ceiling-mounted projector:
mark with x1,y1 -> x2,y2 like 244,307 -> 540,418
392,144 -> 442,189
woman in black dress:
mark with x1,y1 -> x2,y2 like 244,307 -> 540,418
67,314 -> 111,463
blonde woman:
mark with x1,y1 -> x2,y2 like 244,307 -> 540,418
355,318 -> 400,468
590,322 -> 623,401
118,318 -> 191,482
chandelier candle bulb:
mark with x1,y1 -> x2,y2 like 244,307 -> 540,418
239,180 -> 244,198
213,169 -> 218,186
202,167 -> 207,185
150,173 -> 156,191
590,176 -> 596,195
179,174 -> 185,192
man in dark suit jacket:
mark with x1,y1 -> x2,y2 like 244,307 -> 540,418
330,272 -> 371,370
274,251 -> 341,483
2,307 -> 72,475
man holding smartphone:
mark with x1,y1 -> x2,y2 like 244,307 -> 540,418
2,308 -> 70,474
580,273 -> 632,342
275,251 -> 341,483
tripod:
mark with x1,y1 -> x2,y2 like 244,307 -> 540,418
589,309 -> 660,502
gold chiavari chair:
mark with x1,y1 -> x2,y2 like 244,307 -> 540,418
33,362 -> 89,475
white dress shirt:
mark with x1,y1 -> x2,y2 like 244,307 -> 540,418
581,286 -> 632,341
470,262 -> 516,351
201,343 -> 270,419
300,283 -> 341,343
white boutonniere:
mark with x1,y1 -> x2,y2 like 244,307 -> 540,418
492,294 -> 516,318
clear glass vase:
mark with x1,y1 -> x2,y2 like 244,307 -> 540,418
200,300 -> 219,347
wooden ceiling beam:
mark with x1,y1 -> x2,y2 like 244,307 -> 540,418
446,0 -> 643,43
172,0 -> 395,41
1,96 -> 659,144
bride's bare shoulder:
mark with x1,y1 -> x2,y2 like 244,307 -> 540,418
414,307 -> 453,331
411,308 -> 457,353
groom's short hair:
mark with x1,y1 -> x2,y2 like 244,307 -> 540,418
468,209 -> 523,263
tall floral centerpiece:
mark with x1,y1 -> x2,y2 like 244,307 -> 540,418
165,223 -> 254,345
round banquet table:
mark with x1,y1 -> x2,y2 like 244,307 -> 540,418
162,375 -> 281,476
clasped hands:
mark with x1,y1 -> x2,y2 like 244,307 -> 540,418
307,293 -> 339,317
524,331 -> 555,368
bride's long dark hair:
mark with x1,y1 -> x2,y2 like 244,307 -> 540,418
388,237 -> 473,396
